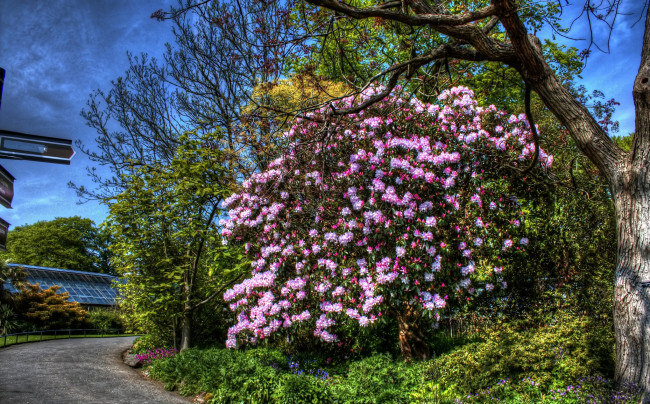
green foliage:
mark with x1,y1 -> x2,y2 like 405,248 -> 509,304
149,347 -> 337,403
266,316 -> 401,365
461,38 -> 584,114
0,303 -> 18,334
243,347 -> 289,369
188,301 -> 233,348
516,128 -> 614,321
612,134 -> 633,152
328,354 -> 415,403
292,0 -> 424,86
449,30 -> 617,328
107,131 -> 249,349
88,309 -> 125,333
0,260 -> 26,304
0,217 -> 112,274
450,89 -> 617,336
427,329 -> 484,357
1,263 -> 29,334
145,307 -> 621,403
290,0 -> 579,111
272,373 -> 333,404
410,374 -> 645,403
148,347 -> 279,399
414,311 -> 614,400
132,334 -> 174,354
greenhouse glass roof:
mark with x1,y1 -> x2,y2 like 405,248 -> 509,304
5,264 -> 119,306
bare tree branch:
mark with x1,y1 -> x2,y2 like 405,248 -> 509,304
306,0 -> 497,27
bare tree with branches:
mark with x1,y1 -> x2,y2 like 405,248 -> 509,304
75,0 -> 296,201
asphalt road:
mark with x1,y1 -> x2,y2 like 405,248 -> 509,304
0,336 -> 192,404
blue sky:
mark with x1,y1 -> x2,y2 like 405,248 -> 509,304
0,1 -> 175,228
0,1 -> 646,229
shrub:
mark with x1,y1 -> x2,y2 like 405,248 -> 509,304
244,347 -> 289,370
411,375 -> 647,403
329,354 -> 412,403
89,309 -> 125,332
132,334 -> 173,354
271,373 -> 333,404
411,311 -> 615,401
221,86 -> 550,354
13,283 -> 90,330
144,314 -> 628,404
0,303 -> 18,334
149,347 -> 280,398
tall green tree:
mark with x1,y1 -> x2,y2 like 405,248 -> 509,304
107,132 -> 247,350
0,217 -> 112,274
78,0 -> 294,349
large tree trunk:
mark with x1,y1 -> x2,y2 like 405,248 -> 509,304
611,9 -> 650,396
610,19 -> 650,393
394,306 -> 430,361
612,181 -> 650,396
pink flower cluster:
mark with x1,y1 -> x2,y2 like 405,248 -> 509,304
136,347 -> 178,366
220,86 -> 549,348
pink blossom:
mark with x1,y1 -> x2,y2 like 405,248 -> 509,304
220,86 -> 542,348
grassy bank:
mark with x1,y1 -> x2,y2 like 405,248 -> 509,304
1,330 -> 134,348
142,315 -> 644,403
145,347 -> 642,403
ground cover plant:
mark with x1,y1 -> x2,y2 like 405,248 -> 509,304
136,347 -> 178,366
88,309 -> 125,333
143,310 -> 645,403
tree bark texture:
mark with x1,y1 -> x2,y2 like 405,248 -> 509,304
611,15 -> 650,392
180,307 -> 192,352
180,279 -> 193,352
612,183 -> 650,395
394,306 -> 430,361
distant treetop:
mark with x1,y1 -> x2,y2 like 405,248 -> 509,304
0,216 -> 113,274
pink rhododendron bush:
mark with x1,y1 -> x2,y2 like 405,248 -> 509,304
220,86 -> 552,358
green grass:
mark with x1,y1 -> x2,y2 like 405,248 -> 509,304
0,331 -> 135,348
